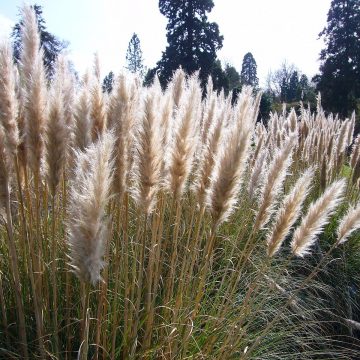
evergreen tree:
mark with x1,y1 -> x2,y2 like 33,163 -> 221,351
299,74 -> 316,104
287,71 -> 300,102
12,4 -> 67,78
314,0 -> 360,116
299,74 -> 309,95
280,77 -> 289,102
240,52 -> 259,88
156,0 -> 223,88
143,68 -> 158,87
125,33 -> 145,77
102,71 -> 115,93
259,91 -> 273,123
224,63 -> 241,91
211,60 -> 229,94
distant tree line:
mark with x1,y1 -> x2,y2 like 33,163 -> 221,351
10,0 -> 360,124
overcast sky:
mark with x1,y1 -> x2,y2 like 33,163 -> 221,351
0,0 -> 331,86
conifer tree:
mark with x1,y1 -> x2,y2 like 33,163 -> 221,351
314,0 -> 360,116
240,52 -> 259,89
126,33 -> 145,77
156,0 -> 223,88
12,4 -> 67,78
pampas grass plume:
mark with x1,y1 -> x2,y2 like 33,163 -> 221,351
255,136 -> 296,230
132,91 -> 162,214
267,168 -> 313,257
0,42 -> 19,156
291,179 -> 346,257
46,66 -> 68,196
68,132 -> 114,284
337,203 -> 360,245
20,5 -> 47,173
206,89 -> 255,227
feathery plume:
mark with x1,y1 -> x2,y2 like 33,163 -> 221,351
68,132 -> 114,285
132,92 -> 162,214
74,74 -> 92,151
291,179 -> 346,257
337,119 -> 349,154
109,74 -> 138,198
337,203 -> 360,245
171,68 -> 185,109
0,42 -> 19,156
206,90 -> 255,227
254,136 -> 296,230
20,5 -> 47,174
46,64 -> 68,196
192,107 -> 224,207
168,74 -> 201,199
90,71 -> 107,141
347,112 -> 355,147
267,168 -> 313,257
289,108 -> 297,133
19,5 -> 40,81
248,148 -> 268,200
350,135 -> 360,169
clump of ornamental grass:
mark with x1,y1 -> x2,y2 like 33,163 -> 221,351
67,131 -> 114,285
1,6 -> 360,359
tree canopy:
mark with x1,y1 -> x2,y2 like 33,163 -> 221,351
240,52 -> 259,89
313,0 -> 360,116
12,4 -> 67,78
155,0 -> 223,88
125,33 -> 145,77
102,71 -> 115,93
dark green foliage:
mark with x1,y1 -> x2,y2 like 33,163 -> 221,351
143,67 -> 157,87
156,0 -> 223,88
125,33 -> 145,77
259,91 -> 273,122
286,71 -> 300,102
266,62 -> 317,113
224,63 -> 241,91
11,4 -> 67,78
313,0 -> 360,117
224,63 -> 241,104
240,52 -> 259,89
211,60 -> 229,94
102,71 -> 115,93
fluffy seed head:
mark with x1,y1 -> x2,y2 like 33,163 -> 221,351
131,91 -> 163,214
267,168 -> 313,257
68,132 -> 114,285
291,179 -> 346,257
0,42 -> 19,156
206,88 -> 256,227
255,136 -> 296,230
46,62 -> 69,196
337,203 -> 360,245
168,74 -> 201,199
20,5 -> 47,174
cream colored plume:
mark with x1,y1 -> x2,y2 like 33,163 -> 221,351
291,179 -> 346,257
254,136 -> 296,231
131,91 -> 162,214
20,5 -> 47,174
68,132 -> 114,284
267,168 -> 313,257
337,203 -> 360,245
206,88 -> 255,227
0,42 -> 19,157
168,74 -> 201,199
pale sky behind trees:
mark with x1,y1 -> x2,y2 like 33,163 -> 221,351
0,0 -> 331,86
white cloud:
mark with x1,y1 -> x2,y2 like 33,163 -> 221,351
0,13 -> 14,41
